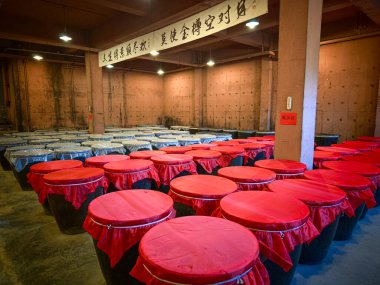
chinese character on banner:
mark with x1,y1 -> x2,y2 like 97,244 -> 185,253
219,4 -> 231,24
180,24 -> 190,40
126,44 -> 132,56
120,46 -> 125,58
140,40 -> 147,51
114,49 -> 119,60
108,51 -> 112,62
170,28 -> 178,42
192,18 -> 202,36
161,32 -> 168,46
237,0 -> 247,19
102,53 -> 107,63
133,41 -> 138,53
205,15 -> 215,31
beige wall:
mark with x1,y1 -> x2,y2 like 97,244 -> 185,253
3,36 -> 379,139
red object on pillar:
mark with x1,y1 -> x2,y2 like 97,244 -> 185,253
280,112 -> 297,125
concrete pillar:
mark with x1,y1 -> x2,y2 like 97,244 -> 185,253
85,52 -> 104,134
259,58 -> 273,131
274,0 -> 323,169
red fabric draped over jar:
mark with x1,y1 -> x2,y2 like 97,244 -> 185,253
130,216 -> 270,285
151,154 -> 197,186
83,190 -> 175,268
184,150 -> 222,174
28,160 -> 83,204
213,191 -> 319,272
304,169 -> 377,211
218,166 -> 276,191
85,155 -> 130,168
43,168 -> 108,210
169,175 -> 238,215
313,151 -> 342,169
209,146 -> 246,167
104,159 -> 161,190
255,159 -> 307,180
267,179 -> 354,232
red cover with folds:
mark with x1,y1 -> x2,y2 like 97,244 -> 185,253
214,141 -> 240,146
129,150 -> 166,160
343,140 -> 379,149
316,146 -> 360,156
357,136 -> 380,143
130,216 -> 269,285
159,146 -> 192,154
218,166 -> 276,191
184,150 -> 222,174
104,159 -> 161,190
151,154 -> 197,186
313,151 -> 342,169
342,154 -> 380,167
255,159 -> 306,177
169,175 -> 238,215
267,179 -> 354,231
83,190 -> 175,268
85,155 -> 130,168
210,146 -> 246,167
28,160 -> 83,204
190,143 -> 217,150
322,160 -> 380,190
332,143 -> 371,152
43,168 -> 108,209
304,169 -> 376,210
240,143 -> 267,164
214,191 -> 319,272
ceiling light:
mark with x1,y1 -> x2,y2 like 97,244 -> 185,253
106,64 -> 114,69
157,69 -> 164,75
207,59 -> 215,67
246,20 -> 259,29
59,34 -> 72,42
150,50 -> 160,56
33,55 -> 43,61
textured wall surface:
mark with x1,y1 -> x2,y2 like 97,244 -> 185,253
317,36 -> 380,140
3,36 -> 379,138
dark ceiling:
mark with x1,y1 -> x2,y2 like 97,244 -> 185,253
0,0 -> 379,73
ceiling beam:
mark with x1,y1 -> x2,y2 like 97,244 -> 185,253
0,32 -> 99,52
80,0 -> 148,16
91,0 -> 225,49
139,55 -> 200,68
349,0 -> 380,25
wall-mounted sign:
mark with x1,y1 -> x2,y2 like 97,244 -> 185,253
280,112 -> 297,125
99,0 -> 268,67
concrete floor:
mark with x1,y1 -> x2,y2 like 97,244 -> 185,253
0,167 -> 379,285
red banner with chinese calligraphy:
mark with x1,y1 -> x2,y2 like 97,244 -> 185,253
99,0 -> 268,67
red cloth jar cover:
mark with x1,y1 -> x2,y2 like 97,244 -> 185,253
129,150 -> 167,160
313,151 -> 342,169
103,159 -> 161,190
214,141 -> 240,146
28,160 -> 83,204
255,159 -> 306,179
218,166 -> 276,191
83,190 -> 175,268
210,146 -> 246,167
315,146 -> 360,156
342,154 -> 380,167
159,146 -> 192,154
304,169 -> 376,211
85,154 -> 130,168
151,154 -> 197,186
249,141 -> 274,159
331,143 -> 371,152
130,216 -> 269,285
169,175 -> 238,215
247,137 -> 273,142
214,191 -> 319,272
357,136 -> 380,143
184,150 -> 222,174
230,139 -> 255,144
267,179 -> 354,232
343,140 -> 379,149
322,160 -> 380,191
190,143 -> 218,150
240,143 -> 267,164
43,167 -> 108,209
